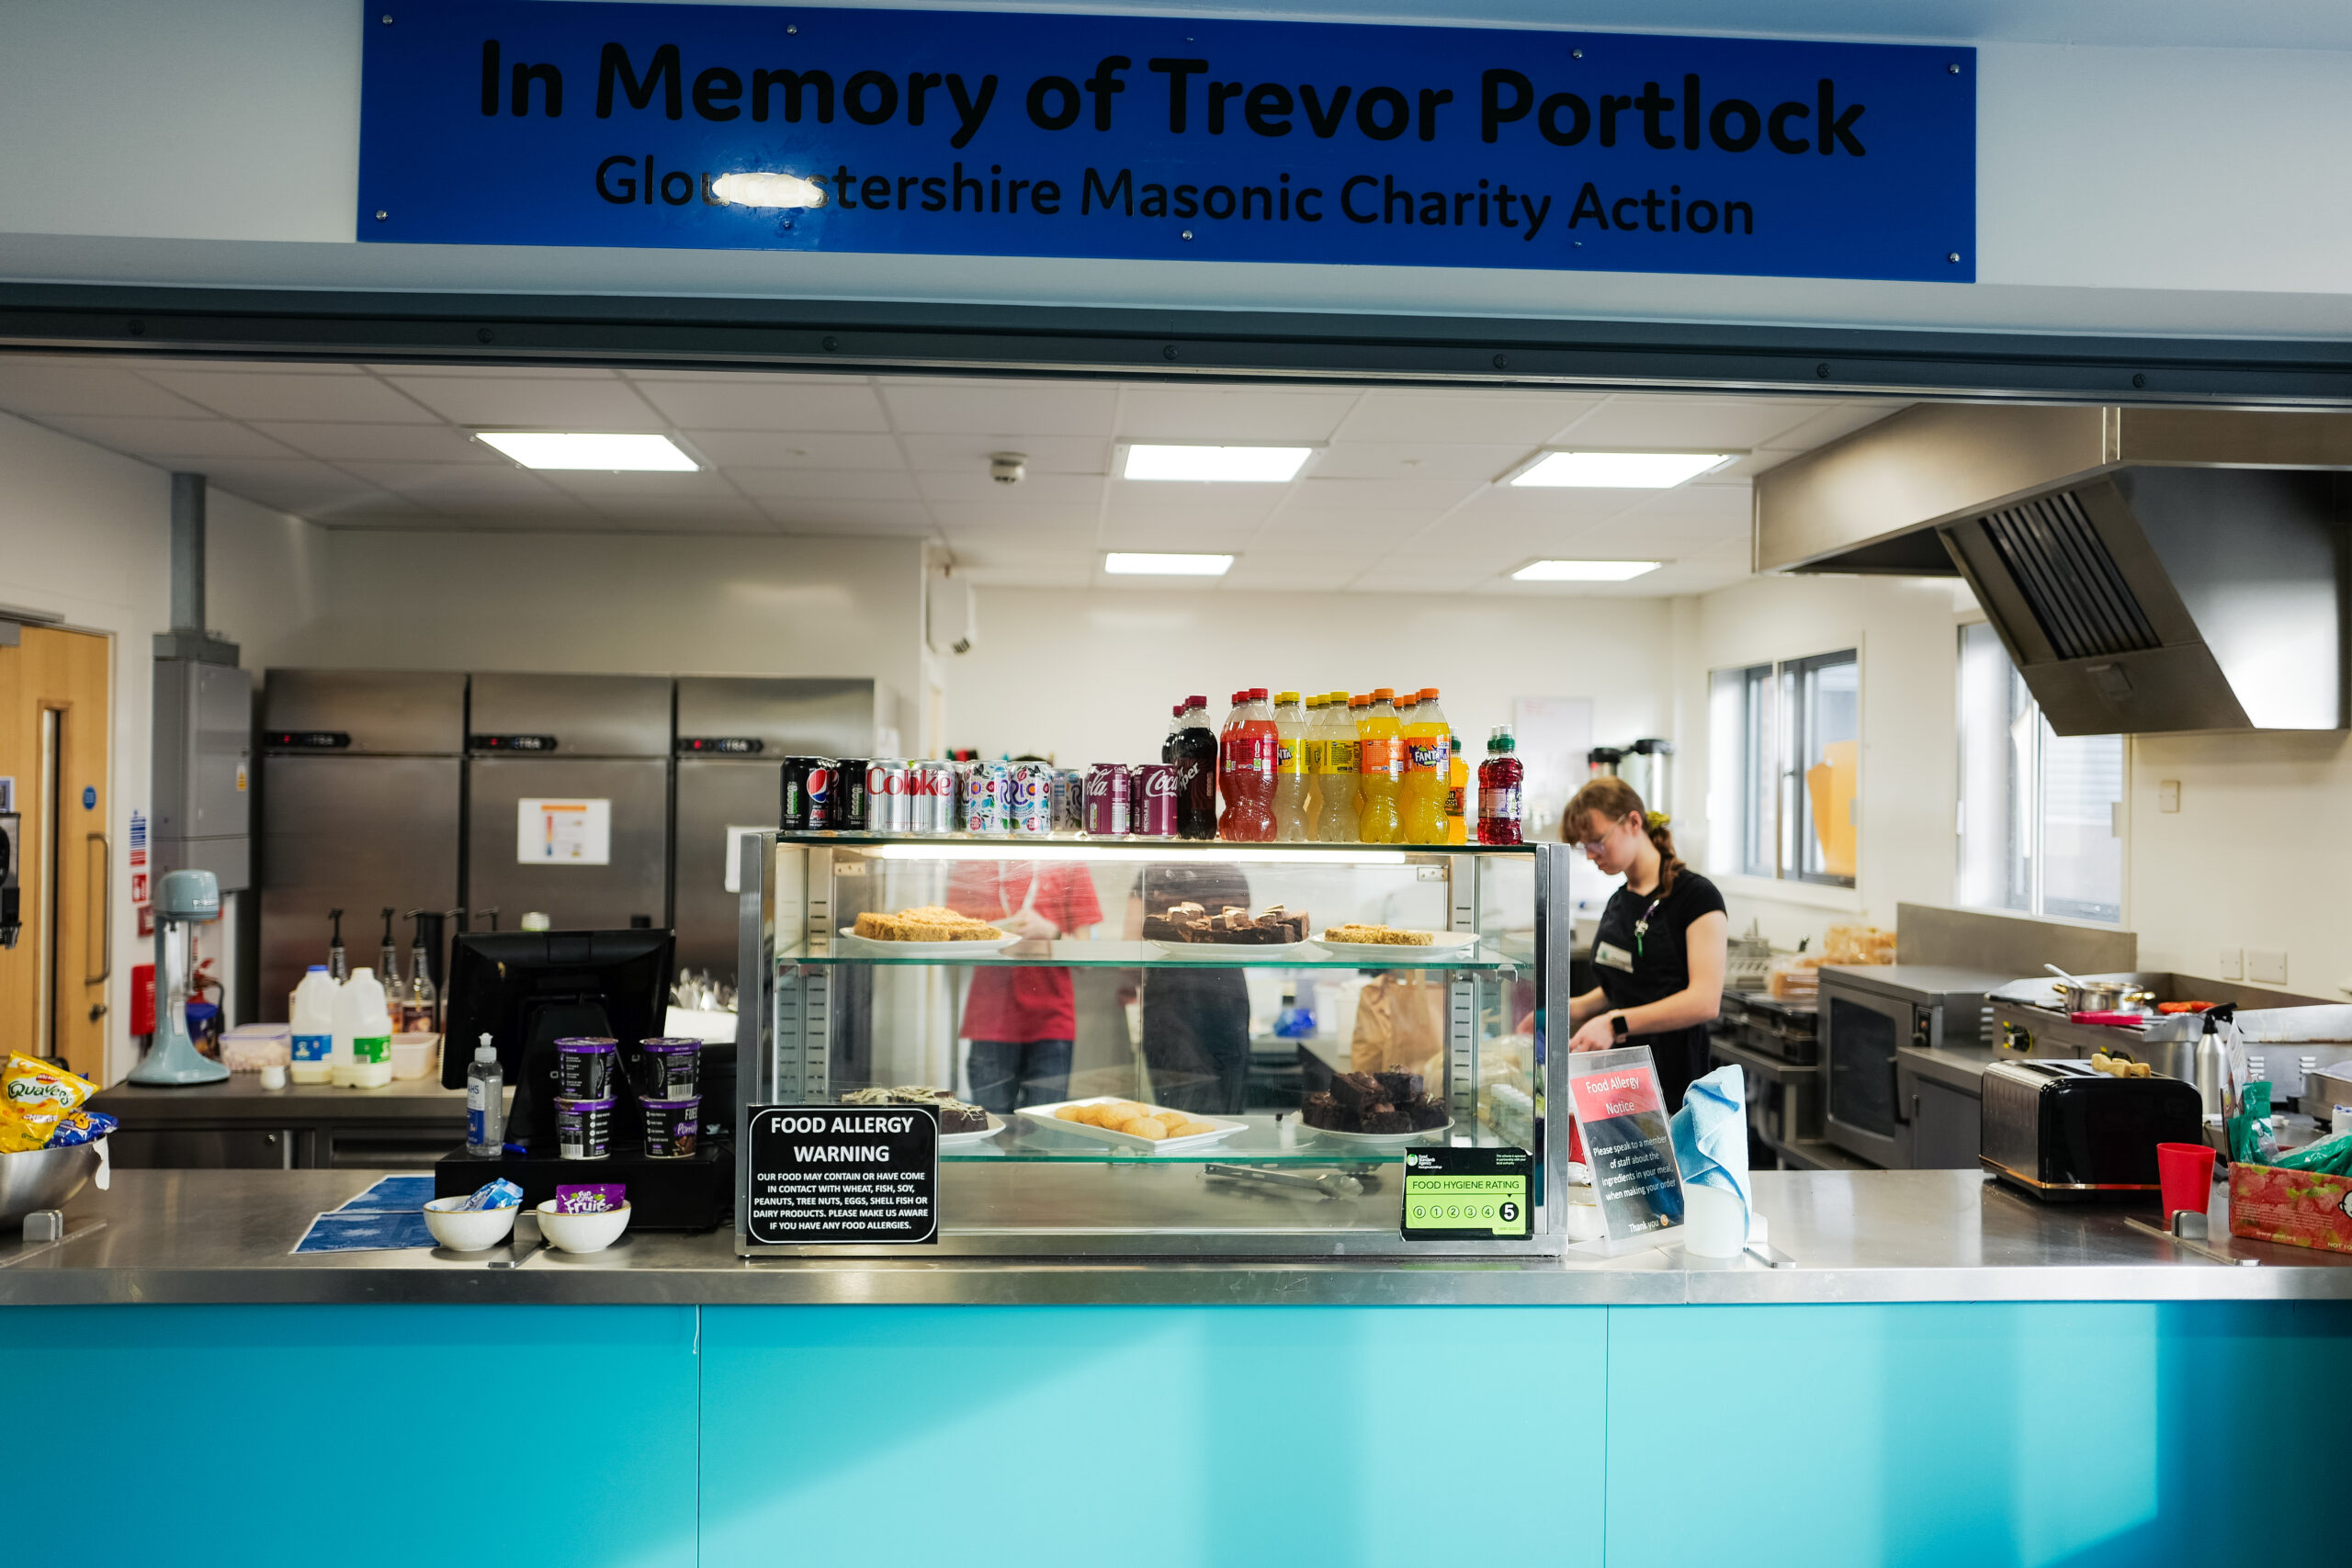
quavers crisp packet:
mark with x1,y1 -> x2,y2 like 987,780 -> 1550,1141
4,1054 -> 96,1117
0,1106 -> 64,1154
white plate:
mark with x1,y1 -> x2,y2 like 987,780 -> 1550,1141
1312,931 -> 1480,961
1017,1097 -> 1248,1153
1304,1117 -> 1454,1147
1149,939 -> 1322,960
836,926 -> 1022,958
940,1113 -> 1007,1147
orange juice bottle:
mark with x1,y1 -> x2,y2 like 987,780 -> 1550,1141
1400,687 -> 1451,843
1357,688 -> 1405,842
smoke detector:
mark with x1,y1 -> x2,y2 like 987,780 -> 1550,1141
989,452 -> 1027,486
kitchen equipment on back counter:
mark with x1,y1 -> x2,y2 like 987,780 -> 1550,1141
1739,994 -> 1818,1065
1821,965 -> 2008,1168
1979,1058 -> 2204,1201
2042,964 -> 2152,1016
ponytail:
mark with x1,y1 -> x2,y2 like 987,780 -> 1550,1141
1565,778 -> 1683,897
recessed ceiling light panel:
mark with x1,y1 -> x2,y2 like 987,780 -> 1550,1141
1104,552 -> 1236,576
1510,558 -> 1662,582
1507,450 -> 1733,489
477,432 -> 698,471
1121,444 -> 1313,483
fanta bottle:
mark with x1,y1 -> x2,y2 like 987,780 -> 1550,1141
1272,692 -> 1311,842
1444,728 -> 1470,844
1220,688 -> 1279,841
1316,694 -> 1359,841
1401,687 -> 1451,843
1299,694 -> 1327,831
1357,688 -> 1405,842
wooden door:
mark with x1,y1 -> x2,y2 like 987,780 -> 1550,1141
0,626 -> 113,1079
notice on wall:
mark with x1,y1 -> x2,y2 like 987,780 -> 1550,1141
1566,1045 -> 1685,1244
516,797 -> 612,865
1402,1145 -> 1533,1241
721,825 -> 764,894
746,1104 -> 939,1245
359,1 -> 1974,284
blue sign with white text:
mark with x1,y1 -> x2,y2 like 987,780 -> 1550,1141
359,2 -> 1975,282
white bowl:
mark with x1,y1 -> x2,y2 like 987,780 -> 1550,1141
422,1195 -> 519,1251
535,1198 -> 631,1254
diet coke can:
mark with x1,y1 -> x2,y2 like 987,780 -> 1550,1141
831,758 -> 871,832
779,756 -> 832,831
966,762 -> 1012,835
1010,761 -> 1055,835
866,761 -> 911,834
1132,762 -> 1178,838
910,761 -> 956,835
1083,763 -> 1133,838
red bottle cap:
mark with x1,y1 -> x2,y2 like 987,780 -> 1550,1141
1250,687 -> 1268,700
1188,695 -> 1206,708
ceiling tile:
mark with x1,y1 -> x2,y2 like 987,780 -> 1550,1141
137,371 -> 437,423
251,422 -> 496,463
1114,387 -> 1360,442
957,562 -> 1095,588
899,432 -> 1111,476
339,463 -> 568,504
1334,392 -> 1600,446
927,501 -> 1102,532
1106,487 -> 1283,526
594,502 -> 776,534
0,363 -> 210,419
759,499 -> 939,534
913,469 -> 1102,506
639,378 -> 889,432
36,415 -> 298,460
1099,522 -> 1259,551
684,431 -> 905,468
366,364 -> 624,380
1277,476 -> 1481,514
1555,395 -> 1840,452
728,468 -> 922,502
1311,442 -> 1532,482
1253,514 -> 1445,545
194,461 -> 395,515
537,468 -> 743,502
383,376 -> 662,428
881,380 -> 1118,435
1751,400 -> 1907,453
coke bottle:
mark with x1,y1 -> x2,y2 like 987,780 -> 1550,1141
1171,695 -> 1219,840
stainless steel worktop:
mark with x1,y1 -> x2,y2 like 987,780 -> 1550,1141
6,1169 -> 2347,1308
92,1076 -> 477,1123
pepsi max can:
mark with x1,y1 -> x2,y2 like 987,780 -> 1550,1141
1133,762 -> 1178,838
1011,761 -> 1054,836
831,758 -> 871,832
867,761 -> 912,834
967,762 -> 1012,835
779,756 -> 832,831
1053,771 -> 1086,834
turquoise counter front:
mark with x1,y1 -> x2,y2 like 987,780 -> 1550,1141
13,1171 -> 2352,1567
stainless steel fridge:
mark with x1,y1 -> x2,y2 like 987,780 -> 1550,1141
258,671 -> 466,1021
464,673 -> 672,933
673,677 -> 878,981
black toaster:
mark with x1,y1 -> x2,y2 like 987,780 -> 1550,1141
1979,1060 -> 2204,1201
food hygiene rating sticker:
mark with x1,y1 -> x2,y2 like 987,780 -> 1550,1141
1402,1146 -> 1533,1240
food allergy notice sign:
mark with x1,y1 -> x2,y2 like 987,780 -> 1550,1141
747,1104 -> 939,1245
1567,1046 -> 1685,1243
359,1 -> 1973,282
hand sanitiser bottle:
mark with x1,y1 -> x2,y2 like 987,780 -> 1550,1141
467,1034 -> 504,1156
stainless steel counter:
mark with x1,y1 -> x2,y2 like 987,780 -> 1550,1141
92,1077 -> 477,1123
89,1077 -> 498,1170
6,1168 -> 2348,1307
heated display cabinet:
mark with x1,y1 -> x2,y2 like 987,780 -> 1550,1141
736,834 -> 1568,1258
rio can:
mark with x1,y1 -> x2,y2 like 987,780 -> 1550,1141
779,756 -> 832,831
1083,763 -> 1132,838
966,762 -> 1012,835
910,761 -> 956,836
866,761 -> 911,834
1010,761 -> 1055,835
1132,762 -> 1178,838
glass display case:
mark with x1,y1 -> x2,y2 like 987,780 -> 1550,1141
735,835 -> 1570,1258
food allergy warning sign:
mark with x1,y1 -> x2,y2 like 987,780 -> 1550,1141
747,1104 -> 939,1245
1567,1046 -> 1684,1242
359,1 -> 1973,283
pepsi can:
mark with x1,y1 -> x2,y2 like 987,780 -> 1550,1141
867,761 -> 911,834
779,756 -> 832,831
967,762 -> 1012,835
910,761 -> 956,835
1133,762 -> 1178,838
832,758 -> 871,832
1011,761 -> 1054,836
1084,763 -> 1132,837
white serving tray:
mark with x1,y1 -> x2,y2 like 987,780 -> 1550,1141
1148,939 -> 1321,961
1312,931 -> 1479,961
1016,1097 -> 1248,1153
836,925 -> 1021,958
939,1113 -> 1007,1148
1304,1118 -> 1454,1147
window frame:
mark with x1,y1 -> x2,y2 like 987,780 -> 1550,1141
1709,647 -> 1860,891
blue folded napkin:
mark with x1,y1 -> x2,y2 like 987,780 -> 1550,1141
1669,1064 -> 1751,1231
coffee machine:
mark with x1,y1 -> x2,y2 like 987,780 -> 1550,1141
129,869 -> 228,1086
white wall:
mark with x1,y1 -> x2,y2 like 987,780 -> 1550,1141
0,410 -> 307,1080
943,586 -> 1675,773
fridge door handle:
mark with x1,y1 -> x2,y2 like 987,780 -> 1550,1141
85,832 -> 111,985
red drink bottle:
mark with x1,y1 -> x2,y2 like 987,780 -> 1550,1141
1477,727 -> 1525,846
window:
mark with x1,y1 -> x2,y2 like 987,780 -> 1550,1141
1708,649 -> 1860,887
1955,621 -> 2123,922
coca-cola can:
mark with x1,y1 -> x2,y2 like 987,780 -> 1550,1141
1010,761 -> 1055,835
866,761 -> 911,834
779,756 -> 832,831
1054,771 -> 1087,834
1083,763 -> 1133,837
966,762 -> 1012,835
910,761 -> 956,835
831,758 -> 871,832
1132,762 -> 1179,838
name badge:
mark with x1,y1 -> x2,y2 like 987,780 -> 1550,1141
1594,941 -> 1635,973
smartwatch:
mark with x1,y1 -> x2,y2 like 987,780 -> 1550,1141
1610,1012 -> 1631,1043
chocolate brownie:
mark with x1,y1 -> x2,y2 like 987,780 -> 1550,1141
1141,914 -> 1190,942
1301,1091 -> 1341,1130
937,1099 -> 989,1134
1329,1072 -> 1385,1112
1407,1095 -> 1450,1130
1361,1102 -> 1413,1134
1375,1070 -> 1424,1103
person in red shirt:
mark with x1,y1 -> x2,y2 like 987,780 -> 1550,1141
944,859 -> 1103,1112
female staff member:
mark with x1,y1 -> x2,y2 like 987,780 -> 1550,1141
1562,778 -> 1728,1113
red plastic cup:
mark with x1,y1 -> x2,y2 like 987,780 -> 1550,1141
2157,1142 -> 2218,1227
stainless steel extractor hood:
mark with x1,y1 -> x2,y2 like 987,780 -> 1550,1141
1754,405 -> 2351,735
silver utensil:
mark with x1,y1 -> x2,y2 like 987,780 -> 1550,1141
2124,1215 -> 2260,1266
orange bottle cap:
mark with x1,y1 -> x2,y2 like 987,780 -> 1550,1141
1372,687 -> 1394,700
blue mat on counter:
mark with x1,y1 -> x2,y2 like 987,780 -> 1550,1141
335,1175 -> 438,1213
293,1209 -> 438,1253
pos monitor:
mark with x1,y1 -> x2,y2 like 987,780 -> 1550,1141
440,929 -> 673,1141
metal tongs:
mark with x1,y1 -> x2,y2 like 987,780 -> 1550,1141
1204,1163 -> 1368,1202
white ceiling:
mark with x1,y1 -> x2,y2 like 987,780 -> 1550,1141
0,354 -> 1898,596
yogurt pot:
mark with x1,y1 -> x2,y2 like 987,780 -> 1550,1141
639,1038 -> 702,1100
555,1096 -> 615,1160
644,1097 -> 701,1159
555,1037 -> 618,1100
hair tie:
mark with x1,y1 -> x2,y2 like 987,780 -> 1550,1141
1645,811 -> 1671,830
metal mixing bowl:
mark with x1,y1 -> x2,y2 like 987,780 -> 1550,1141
0,1143 -> 98,1231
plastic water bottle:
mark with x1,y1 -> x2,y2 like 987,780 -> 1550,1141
289,965 -> 337,1085
337,967 -> 393,1089
467,1034 -> 505,1156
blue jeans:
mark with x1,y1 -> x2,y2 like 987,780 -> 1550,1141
966,1039 -> 1073,1114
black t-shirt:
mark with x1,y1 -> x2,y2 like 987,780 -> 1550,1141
1591,868 -> 1727,1111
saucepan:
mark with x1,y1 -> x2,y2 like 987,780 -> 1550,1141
2043,964 -> 2152,1016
